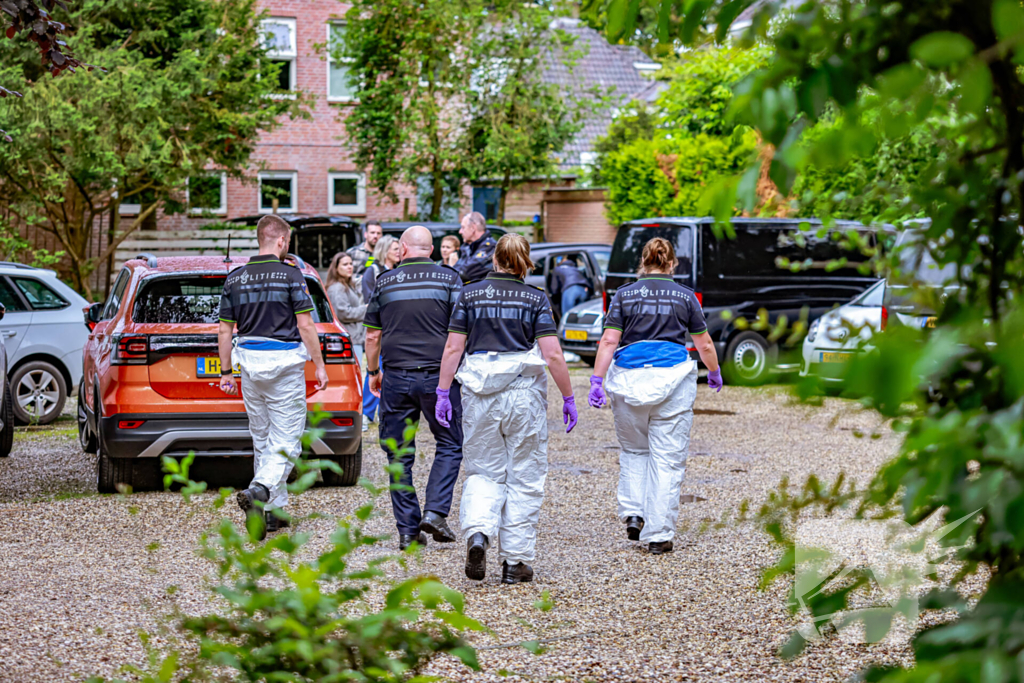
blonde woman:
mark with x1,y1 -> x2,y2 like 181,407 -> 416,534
435,234 -> 578,584
359,235 -> 399,425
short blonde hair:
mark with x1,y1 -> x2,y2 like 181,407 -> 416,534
494,234 -> 533,279
441,234 -> 461,249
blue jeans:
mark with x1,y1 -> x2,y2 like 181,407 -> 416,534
363,373 -> 379,422
561,284 -> 589,315
379,369 -> 464,535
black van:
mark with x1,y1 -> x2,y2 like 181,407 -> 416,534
605,218 -> 886,384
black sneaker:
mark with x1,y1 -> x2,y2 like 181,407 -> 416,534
237,484 -> 269,540
399,532 -> 428,551
649,540 -> 674,555
266,510 -> 290,534
501,561 -> 534,584
420,511 -> 457,543
625,516 -> 644,541
465,532 -> 488,580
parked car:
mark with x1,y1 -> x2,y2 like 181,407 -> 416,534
78,253 -> 363,493
801,279 -> 885,384
380,222 -> 507,263
526,242 -> 610,318
882,228 -> 959,332
0,262 -> 90,425
557,298 -> 604,366
229,215 -> 362,279
605,218 -> 888,385
0,303 -> 13,457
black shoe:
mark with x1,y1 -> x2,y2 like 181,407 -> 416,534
501,561 -> 534,584
420,511 -> 457,543
649,540 -> 674,555
465,532 -> 488,580
625,516 -> 644,541
399,532 -> 427,551
266,511 -> 290,534
237,484 -> 270,540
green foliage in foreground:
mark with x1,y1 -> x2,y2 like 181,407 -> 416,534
89,420 -> 482,682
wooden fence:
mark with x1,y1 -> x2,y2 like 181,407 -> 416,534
113,229 -> 259,272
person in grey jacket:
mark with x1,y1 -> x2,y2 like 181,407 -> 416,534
327,252 -> 370,431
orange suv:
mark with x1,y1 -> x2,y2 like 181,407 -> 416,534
78,253 -> 363,493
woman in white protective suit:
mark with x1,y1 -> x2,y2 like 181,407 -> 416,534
588,237 -> 722,554
434,233 -> 579,584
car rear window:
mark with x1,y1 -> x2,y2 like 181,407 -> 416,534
608,224 -> 694,280
133,275 -> 335,324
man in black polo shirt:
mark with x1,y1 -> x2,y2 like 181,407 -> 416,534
364,225 -> 464,550
218,215 -> 329,539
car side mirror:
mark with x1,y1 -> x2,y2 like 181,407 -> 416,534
87,302 -> 104,324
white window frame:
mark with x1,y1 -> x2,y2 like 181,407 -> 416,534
187,172 -> 228,215
326,22 -> 357,102
257,171 -> 298,214
327,172 -> 366,214
261,17 -> 297,96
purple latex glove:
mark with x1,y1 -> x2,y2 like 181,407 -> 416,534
435,388 -> 452,427
563,395 -> 578,433
588,375 -> 607,408
707,368 -> 723,393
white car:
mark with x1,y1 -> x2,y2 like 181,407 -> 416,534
801,279 -> 884,384
0,263 -> 90,424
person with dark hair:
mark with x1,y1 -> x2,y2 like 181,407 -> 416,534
359,235 -> 400,428
326,252 -> 369,429
218,214 -> 329,540
347,221 -> 383,278
435,233 -> 578,584
587,237 -> 722,555
363,226 -> 465,551
453,211 -> 497,283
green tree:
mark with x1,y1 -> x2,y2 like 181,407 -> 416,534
0,0 -> 301,298
594,1 -> 1024,681
341,0 -> 480,221
591,101 -> 660,185
464,1 -> 588,225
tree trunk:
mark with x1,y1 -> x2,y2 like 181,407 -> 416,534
497,170 -> 512,226
430,167 -> 444,221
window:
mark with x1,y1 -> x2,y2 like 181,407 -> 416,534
188,172 -> 227,215
327,172 -> 365,214
853,280 -> 885,307
327,23 -> 357,101
258,171 -> 297,213
608,223 -> 695,287
13,278 -> 68,310
103,269 -> 131,320
261,18 -> 297,94
0,280 -> 26,312
119,187 -> 156,216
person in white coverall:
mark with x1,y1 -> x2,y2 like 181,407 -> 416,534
588,237 -> 722,554
435,233 -> 579,584
217,215 -> 329,540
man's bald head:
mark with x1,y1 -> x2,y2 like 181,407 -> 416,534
399,225 -> 434,259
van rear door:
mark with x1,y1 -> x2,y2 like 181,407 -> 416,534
606,222 -> 697,299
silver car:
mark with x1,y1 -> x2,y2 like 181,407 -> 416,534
0,263 -> 90,425
558,298 -> 603,367
801,280 -> 884,384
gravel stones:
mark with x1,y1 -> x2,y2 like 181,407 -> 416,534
0,378 -> 910,682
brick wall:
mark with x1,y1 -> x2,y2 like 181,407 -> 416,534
542,188 -> 616,244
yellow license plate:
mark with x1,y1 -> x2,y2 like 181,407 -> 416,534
197,357 -> 240,377
924,317 -> 937,329
820,351 -> 854,364
564,329 -> 588,341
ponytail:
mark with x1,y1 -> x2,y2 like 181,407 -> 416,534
639,237 -> 677,275
494,234 -> 534,280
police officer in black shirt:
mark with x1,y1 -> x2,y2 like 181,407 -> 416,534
363,226 -> 465,550
218,215 -> 329,539
453,211 -> 497,283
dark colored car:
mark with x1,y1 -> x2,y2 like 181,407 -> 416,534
229,214 -> 362,278
526,242 -> 610,318
605,218 -> 888,384
379,222 -> 507,262
79,254 -> 363,494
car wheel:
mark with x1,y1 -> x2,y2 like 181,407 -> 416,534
0,380 -> 14,457
320,441 -> 362,487
723,332 -> 771,386
78,382 -> 97,454
11,361 -> 67,426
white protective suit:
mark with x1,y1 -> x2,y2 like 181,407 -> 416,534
606,354 -> 698,543
233,337 -> 310,511
457,345 -> 549,564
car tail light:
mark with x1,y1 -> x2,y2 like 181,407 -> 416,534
112,335 -> 149,365
881,306 -> 888,331
321,333 -> 354,364
602,290 -> 609,313
330,417 -> 354,427
695,291 -> 703,307
118,420 -> 146,429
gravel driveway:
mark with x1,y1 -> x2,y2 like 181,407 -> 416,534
0,373 -> 911,682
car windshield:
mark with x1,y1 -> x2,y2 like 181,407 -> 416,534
897,241 -> 959,285
608,224 -> 694,282
133,275 -> 334,324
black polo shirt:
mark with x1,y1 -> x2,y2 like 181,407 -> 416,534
218,254 -> 314,343
448,272 -> 557,355
363,257 -> 462,371
604,276 -> 707,346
